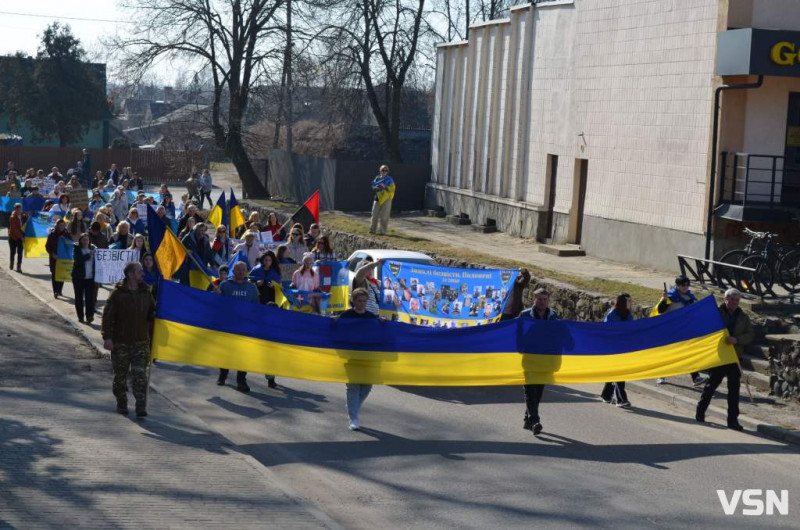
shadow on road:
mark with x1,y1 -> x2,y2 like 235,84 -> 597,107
391,384 -> 597,405
138,417 -> 229,455
154,362 -> 212,376
243,427 -> 795,471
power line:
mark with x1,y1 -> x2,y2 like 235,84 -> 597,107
0,10 -> 131,24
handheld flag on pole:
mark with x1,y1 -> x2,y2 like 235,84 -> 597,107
229,188 -> 246,234
146,204 -> 188,280
189,251 -> 217,291
227,249 -> 250,275
206,191 -> 227,229
288,190 -> 320,232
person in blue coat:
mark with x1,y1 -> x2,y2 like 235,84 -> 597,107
248,250 -> 282,389
655,275 -> 708,387
519,288 -> 558,436
600,294 -> 634,408
124,207 -> 146,235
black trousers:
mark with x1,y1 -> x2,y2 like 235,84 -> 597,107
218,369 -> 247,384
8,238 -> 22,266
73,278 -> 95,320
697,363 -> 741,423
8,238 -> 22,267
523,384 -> 545,425
601,382 -> 627,402
49,258 -> 63,295
200,190 -> 212,208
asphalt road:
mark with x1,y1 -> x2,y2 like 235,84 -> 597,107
2,216 -> 798,529
148,366 -> 798,529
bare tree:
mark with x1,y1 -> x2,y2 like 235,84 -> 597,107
315,0 -> 436,162
433,0 -> 513,42
109,0 -> 286,198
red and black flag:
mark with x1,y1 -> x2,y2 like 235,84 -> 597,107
290,190 -> 320,231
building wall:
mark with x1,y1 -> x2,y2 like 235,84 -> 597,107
431,0 -> 723,269
742,76 -> 800,156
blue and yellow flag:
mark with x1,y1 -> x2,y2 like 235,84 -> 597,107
146,204 -> 187,280
206,191 -> 227,229
226,249 -> 250,274
189,252 -> 217,291
229,188 -> 245,234
54,237 -> 74,282
22,215 -> 52,258
152,282 -> 738,386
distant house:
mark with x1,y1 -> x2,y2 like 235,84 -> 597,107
0,57 -> 111,148
122,103 -> 212,149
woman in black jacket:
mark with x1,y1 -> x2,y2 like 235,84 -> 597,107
72,233 -> 97,323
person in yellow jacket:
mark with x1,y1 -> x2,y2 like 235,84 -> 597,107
369,165 -> 396,235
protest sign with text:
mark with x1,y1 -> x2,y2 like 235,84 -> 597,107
68,189 -> 89,210
94,249 -> 140,284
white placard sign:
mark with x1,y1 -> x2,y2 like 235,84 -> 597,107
137,203 -> 148,220
94,249 -> 140,284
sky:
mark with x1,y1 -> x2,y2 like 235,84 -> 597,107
0,1 -> 177,80
0,2 -> 123,56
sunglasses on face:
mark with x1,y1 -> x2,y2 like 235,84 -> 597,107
292,232 -> 301,236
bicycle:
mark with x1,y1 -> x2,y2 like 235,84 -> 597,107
718,228 -> 800,294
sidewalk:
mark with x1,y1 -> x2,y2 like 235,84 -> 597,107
359,212 -> 671,291
0,266 -> 337,529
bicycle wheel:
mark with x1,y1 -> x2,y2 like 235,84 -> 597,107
777,250 -> 800,294
719,249 -> 749,265
739,255 -> 774,294
716,249 -> 750,287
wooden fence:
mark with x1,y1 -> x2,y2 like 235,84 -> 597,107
0,146 -> 203,185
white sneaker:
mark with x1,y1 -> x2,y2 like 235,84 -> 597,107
348,420 -> 360,431
656,378 -> 667,385
616,400 -> 632,409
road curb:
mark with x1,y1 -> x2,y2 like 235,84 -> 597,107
1,265 -> 345,530
626,380 -> 800,447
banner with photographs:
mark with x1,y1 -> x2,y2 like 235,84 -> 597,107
379,261 -> 518,327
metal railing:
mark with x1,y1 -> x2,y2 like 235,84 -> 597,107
677,255 -> 763,298
718,152 -> 800,211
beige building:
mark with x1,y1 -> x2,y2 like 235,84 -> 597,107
429,0 -> 800,269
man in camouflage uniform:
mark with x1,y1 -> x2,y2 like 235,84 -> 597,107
102,261 -> 156,418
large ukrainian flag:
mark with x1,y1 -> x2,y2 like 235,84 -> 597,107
152,281 -> 738,386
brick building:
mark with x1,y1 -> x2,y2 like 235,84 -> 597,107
429,0 -> 800,269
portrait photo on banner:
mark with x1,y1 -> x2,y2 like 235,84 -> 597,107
379,261 -> 518,327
